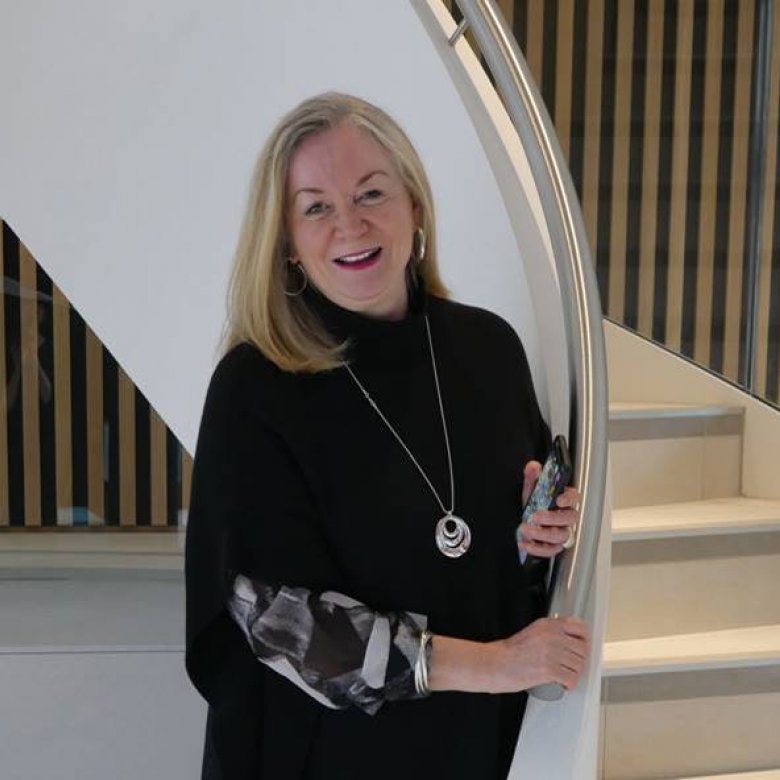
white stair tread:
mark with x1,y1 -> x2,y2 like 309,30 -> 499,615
603,624 -> 780,676
681,771 -> 780,780
612,497 -> 780,540
609,401 -> 743,419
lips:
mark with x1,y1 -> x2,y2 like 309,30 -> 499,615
334,247 -> 382,268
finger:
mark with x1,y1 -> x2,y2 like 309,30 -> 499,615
560,618 -> 590,640
521,460 -> 542,506
519,521 -> 572,547
531,508 -> 578,528
517,539 -> 561,559
555,487 -> 580,510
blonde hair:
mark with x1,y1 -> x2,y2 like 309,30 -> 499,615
224,92 -> 448,373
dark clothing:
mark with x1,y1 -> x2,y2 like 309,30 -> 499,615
185,289 -> 550,779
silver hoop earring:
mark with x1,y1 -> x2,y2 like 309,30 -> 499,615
413,226 -> 426,264
284,259 -> 308,297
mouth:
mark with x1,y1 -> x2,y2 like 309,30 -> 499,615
333,246 -> 382,269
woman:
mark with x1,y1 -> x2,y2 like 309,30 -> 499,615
185,92 -> 588,779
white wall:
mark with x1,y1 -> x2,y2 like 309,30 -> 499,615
0,0 -> 554,455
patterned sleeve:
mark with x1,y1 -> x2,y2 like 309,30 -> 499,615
227,575 -> 431,715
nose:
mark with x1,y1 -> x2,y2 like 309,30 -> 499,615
333,202 -> 367,237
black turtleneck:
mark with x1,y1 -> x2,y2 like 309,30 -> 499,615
185,288 -> 550,780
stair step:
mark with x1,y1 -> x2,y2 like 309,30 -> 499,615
612,497 -> 780,541
601,627 -> 780,778
609,402 -> 744,440
604,624 -> 780,676
608,403 -> 744,509
607,500 -> 780,640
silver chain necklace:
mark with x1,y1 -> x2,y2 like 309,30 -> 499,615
344,316 -> 471,559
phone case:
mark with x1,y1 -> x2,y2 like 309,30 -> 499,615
518,435 -> 572,563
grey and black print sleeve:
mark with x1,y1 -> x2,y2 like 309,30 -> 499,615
228,574 -> 430,715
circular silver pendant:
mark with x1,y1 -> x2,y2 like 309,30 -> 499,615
435,513 -> 471,558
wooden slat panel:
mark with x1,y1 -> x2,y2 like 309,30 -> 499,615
52,285 -> 72,525
608,0 -> 635,320
636,0 -> 664,338
85,326 -> 103,524
19,245 -> 41,527
149,407 -> 167,526
118,366 -> 136,526
693,0 -> 724,366
755,2 -> 780,398
0,225 -> 8,526
665,2 -> 694,351
721,0 -> 754,381
554,0 -> 575,158
581,0 -> 605,253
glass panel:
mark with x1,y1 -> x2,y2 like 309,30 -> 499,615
507,0 -> 777,406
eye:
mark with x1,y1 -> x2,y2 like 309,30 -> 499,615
303,201 -> 328,218
357,189 -> 384,204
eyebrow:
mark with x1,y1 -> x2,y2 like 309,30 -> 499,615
291,169 -> 389,200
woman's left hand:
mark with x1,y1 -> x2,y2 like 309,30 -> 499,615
517,460 -> 579,559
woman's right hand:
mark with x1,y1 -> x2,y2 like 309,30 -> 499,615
429,616 -> 589,694
488,617 -> 589,693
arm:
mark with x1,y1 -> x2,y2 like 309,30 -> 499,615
228,575 -> 428,715
186,348 -> 429,717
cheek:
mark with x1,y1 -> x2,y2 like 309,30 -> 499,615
289,221 -> 322,258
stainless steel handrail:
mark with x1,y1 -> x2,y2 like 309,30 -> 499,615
449,0 -> 609,700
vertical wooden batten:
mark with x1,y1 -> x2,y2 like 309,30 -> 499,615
118,366 -> 136,526
693,0 -> 724,366
636,0 -> 664,338
524,0 -> 545,90
85,326 -> 104,524
52,285 -> 73,525
666,2 -> 694,351
608,0 -> 635,321
581,0 -> 605,256
19,244 -> 41,527
181,451 -> 193,519
554,0 -> 575,159
149,407 -> 168,526
722,0 -> 755,381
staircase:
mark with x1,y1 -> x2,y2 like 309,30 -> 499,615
600,403 -> 780,779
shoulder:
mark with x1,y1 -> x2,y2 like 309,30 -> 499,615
427,295 -> 526,358
202,342 -> 298,423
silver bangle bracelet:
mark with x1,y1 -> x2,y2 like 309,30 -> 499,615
414,629 -> 433,696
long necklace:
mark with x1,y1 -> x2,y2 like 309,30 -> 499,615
344,316 -> 471,559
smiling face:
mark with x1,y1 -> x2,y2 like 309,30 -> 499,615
285,121 -> 417,320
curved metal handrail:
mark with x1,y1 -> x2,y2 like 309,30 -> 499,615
450,0 -> 609,699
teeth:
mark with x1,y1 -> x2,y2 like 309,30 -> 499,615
338,248 -> 377,263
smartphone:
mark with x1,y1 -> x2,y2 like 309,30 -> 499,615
518,435 -> 572,563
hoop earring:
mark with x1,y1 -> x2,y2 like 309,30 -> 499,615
284,259 -> 308,297
413,226 -> 426,264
